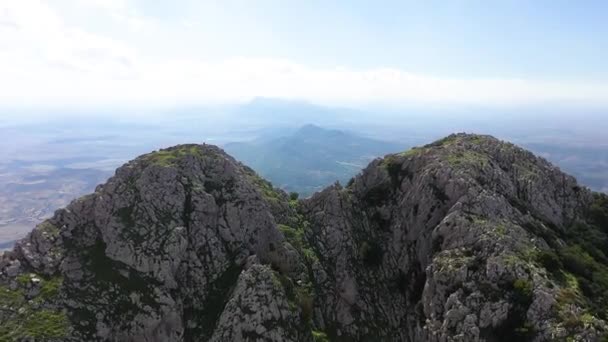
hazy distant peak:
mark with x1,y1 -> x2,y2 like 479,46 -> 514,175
223,124 -> 402,196
293,124 -> 346,138
247,97 -> 313,107
297,123 -> 323,132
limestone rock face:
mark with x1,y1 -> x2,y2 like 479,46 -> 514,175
210,262 -> 313,342
1,135 -> 608,342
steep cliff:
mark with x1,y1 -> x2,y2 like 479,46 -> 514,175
1,134 -> 607,341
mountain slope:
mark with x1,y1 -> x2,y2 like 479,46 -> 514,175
224,124 -> 403,196
1,134 -> 608,341
301,134 -> 608,341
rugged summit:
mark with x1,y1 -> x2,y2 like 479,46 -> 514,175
1,134 -> 608,341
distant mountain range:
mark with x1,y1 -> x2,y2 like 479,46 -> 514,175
1,103 -> 606,251
224,124 -> 405,196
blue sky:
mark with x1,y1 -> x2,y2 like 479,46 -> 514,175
1,0 -> 607,108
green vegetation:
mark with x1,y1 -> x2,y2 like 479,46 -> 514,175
494,222 -> 507,237
288,192 -> 301,210
279,224 -> 306,250
248,172 -> 283,204
589,193 -> 608,228
397,147 -> 424,157
535,249 -> 563,272
427,135 -> 459,147
279,222 -> 318,264
16,273 -> 33,286
472,216 -> 509,238
0,285 -> 25,308
24,310 -> 69,338
556,287 -> 579,308
312,330 -> 330,342
514,160 -> 540,180
497,278 -> 535,340
382,155 -> 404,186
434,249 -> 476,273
446,150 -> 489,167
0,309 -> 69,340
560,245 -> 596,278
38,221 -> 60,237
512,279 -> 533,304
382,153 -> 417,187
468,135 -> 486,144
426,134 -> 487,148
272,271 -> 314,323
297,287 -> 314,322
39,276 -> 63,300
11,273 -> 62,304
512,322 -> 536,339
273,199 -> 321,331
528,194 -> 608,322
554,284 -> 591,334
146,145 -> 203,166
0,275 -> 69,341
224,124 -> 402,196
289,192 -> 299,201
280,195 -> 320,264
558,244 -> 608,318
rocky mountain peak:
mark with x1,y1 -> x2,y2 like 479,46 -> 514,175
1,134 -> 608,341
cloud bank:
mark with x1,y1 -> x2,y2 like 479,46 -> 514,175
1,0 -> 607,108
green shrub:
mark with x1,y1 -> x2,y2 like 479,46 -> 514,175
16,273 -> 32,286
385,158 -> 402,185
536,250 -> 563,272
543,194 -> 608,321
512,278 -> 533,304
560,245 -> 597,278
562,312 -> 584,331
556,288 -> 579,307
589,193 -> 608,229
312,330 -> 330,342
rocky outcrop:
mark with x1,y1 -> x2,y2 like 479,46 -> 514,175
1,134 -> 608,341
301,134 -> 606,341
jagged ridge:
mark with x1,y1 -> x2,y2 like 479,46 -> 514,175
0,134 -> 607,342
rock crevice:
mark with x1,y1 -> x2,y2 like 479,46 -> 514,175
1,135 -> 608,341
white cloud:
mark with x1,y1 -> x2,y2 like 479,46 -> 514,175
0,0 -> 137,78
76,0 -> 128,12
0,0 -> 607,109
74,0 -> 148,32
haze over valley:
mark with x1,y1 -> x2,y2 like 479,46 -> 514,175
1,100 -> 606,248
1,2 -> 608,340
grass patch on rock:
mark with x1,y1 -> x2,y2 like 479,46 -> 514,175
446,150 -> 489,168
146,145 -> 203,166
0,274 -> 69,341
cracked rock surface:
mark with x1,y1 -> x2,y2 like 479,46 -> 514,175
2,135 -> 608,341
